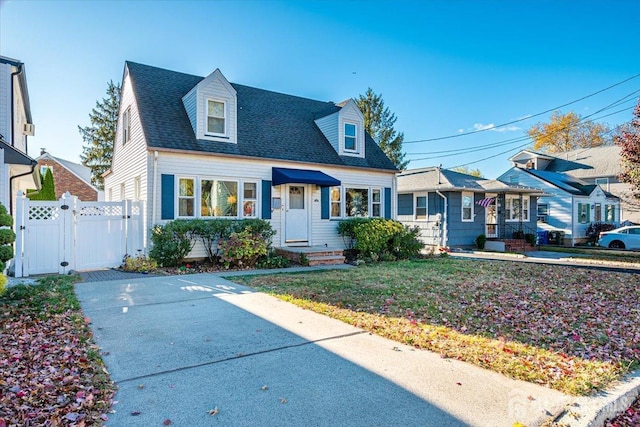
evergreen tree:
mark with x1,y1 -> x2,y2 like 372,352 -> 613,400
615,99 -> 640,198
26,168 -> 56,201
79,80 -> 121,189
356,88 -> 409,170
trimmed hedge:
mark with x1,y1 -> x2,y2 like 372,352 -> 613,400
338,218 -> 422,261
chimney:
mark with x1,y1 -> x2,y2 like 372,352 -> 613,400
40,148 -> 46,156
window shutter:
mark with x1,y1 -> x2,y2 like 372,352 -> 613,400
262,180 -> 272,220
161,174 -> 175,220
397,193 -> 413,215
586,204 -> 590,223
321,187 -> 330,219
384,187 -> 391,219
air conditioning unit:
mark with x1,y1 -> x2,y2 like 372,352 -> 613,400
23,123 -> 35,136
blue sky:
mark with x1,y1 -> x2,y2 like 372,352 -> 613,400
1,0 -> 639,178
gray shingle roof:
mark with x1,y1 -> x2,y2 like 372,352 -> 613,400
523,168 -> 617,198
38,152 -> 94,187
126,61 -> 397,171
544,145 -> 621,178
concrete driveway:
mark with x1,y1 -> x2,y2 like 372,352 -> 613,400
75,272 -> 571,427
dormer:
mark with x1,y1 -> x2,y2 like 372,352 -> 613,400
315,99 -> 365,159
182,69 -> 237,143
509,150 -> 553,171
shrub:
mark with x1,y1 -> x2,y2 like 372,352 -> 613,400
524,233 -> 536,246
122,254 -> 158,272
0,228 -> 16,246
219,229 -> 268,269
0,274 -> 6,296
337,218 -> 371,249
344,218 -> 422,262
149,221 -> 196,267
256,253 -> 291,269
0,203 -> 13,272
476,234 -> 486,250
233,219 -> 276,247
190,218 -> 233,262
586,222 -> 617,243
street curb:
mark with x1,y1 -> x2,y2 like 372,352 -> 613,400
553,370 -> 640,426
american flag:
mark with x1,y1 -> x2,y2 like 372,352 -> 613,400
476,197 -> 495,208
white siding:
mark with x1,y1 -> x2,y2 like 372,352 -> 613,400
314,111 -> 339,153
0,63 -> 10,144
338,101 -> 365,158
104,71 -> 149,246
194,70 -> 237,143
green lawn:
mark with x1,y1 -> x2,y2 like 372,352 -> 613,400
232,258 -> 640,395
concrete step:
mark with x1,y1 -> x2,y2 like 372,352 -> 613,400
307,255 -> 346,266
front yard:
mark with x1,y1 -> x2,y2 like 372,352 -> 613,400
233,258 -> 640,395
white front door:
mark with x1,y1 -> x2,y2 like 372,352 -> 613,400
485,195 -> 498,238
285,185 -> 308,244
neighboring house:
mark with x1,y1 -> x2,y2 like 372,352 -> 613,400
397,167 -> 543,250
0,56 -> 39,214
510,146 -> 639,224
103,61 -> 397,254
36,149 -> 103,201
499,151 -> 620,246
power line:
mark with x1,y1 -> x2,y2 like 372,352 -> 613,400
404,73 -> 640,144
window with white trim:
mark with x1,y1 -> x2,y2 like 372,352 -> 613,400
578,203 -> 590,224
505,195 -> 530,222
40,165 -> 52,177
346,187 -> 368,217
179,178 -> 195,217
243,182 -> 257,217
134,176 -> 141,201
207,100 -> 226,135
605,204 -> 615,222
123,106 -> 131,145
415,196 -> 427,220
461,192 -> 474,222
344,123 -> 357,151
595,178 -> 610,192
330,186 -> 341,218
594,203 -> 602,222
537,203 -> 549,222
372,189 -> 382,217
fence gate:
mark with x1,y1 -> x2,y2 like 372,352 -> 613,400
14,191 -> 143,277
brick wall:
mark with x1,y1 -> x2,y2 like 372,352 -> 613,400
38,159 -> 98,201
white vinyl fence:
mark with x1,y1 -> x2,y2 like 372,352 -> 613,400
14,191 -> 143,277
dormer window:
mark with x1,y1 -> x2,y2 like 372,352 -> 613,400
207,100 -> 226,135
344,123 -> 357,151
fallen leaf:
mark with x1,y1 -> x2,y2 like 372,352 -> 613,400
131,411 -> 141,416
280,397 -> 288,404
207,407 -> 219,416
163,419 -> 172,425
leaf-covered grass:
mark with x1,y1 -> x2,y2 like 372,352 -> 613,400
0,276 -> 115,425
233,258 -> 640,395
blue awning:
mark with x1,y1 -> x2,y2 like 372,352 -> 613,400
272,167 -> 341,187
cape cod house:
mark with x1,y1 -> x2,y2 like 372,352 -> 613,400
103,61 -> 397,256
397,167 -> 544,251
499,149 -> 621,246
0,56 -> 39,214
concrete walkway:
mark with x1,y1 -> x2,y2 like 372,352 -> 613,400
75,272 -> 572,427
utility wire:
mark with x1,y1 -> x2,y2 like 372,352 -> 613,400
404,73 -> 640,143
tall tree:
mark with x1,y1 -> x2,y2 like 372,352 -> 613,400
356,88 -> 409,170
615,99 -> 640,197
451,166 -> 483,177
527,111 -> 611,153
79,80 -> 121,189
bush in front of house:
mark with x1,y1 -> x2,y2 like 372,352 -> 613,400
218,228 -> 268,269
339,218 -> 422,262
476,234 -> 486,250
0,204 -> 13,276
190,218 -> 233,263
232,218 -> 276,248
586,222 -> 617,244
149,220 -> 196,267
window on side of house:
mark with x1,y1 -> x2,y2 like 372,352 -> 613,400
120,183 -> 125,201
40,165 -> 52,177
330,186 -> 342,218
134,176 -> 141,201
207,100 -> 226,135
123,107 -> 131,145
595,178 -> 610,192
537,203 -> 549,222
372,189 -> 382,217
345,187 -> 368,217
605,204 -> 615,222
243,182 -> 257,218
578,202 -> 590,224
415,196 -> 427,220
344,123 -> 357,151
461,192 -> 473,222
178,177 -> 195,217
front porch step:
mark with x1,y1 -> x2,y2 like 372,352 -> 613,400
275,248 -> 346,266
502,239 -> 536,253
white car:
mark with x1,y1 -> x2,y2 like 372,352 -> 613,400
597,226 -> 640,250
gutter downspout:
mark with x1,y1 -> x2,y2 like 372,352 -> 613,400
151,151 -> 159,249
9,161 -> 37,215
436,190 -> 448,248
